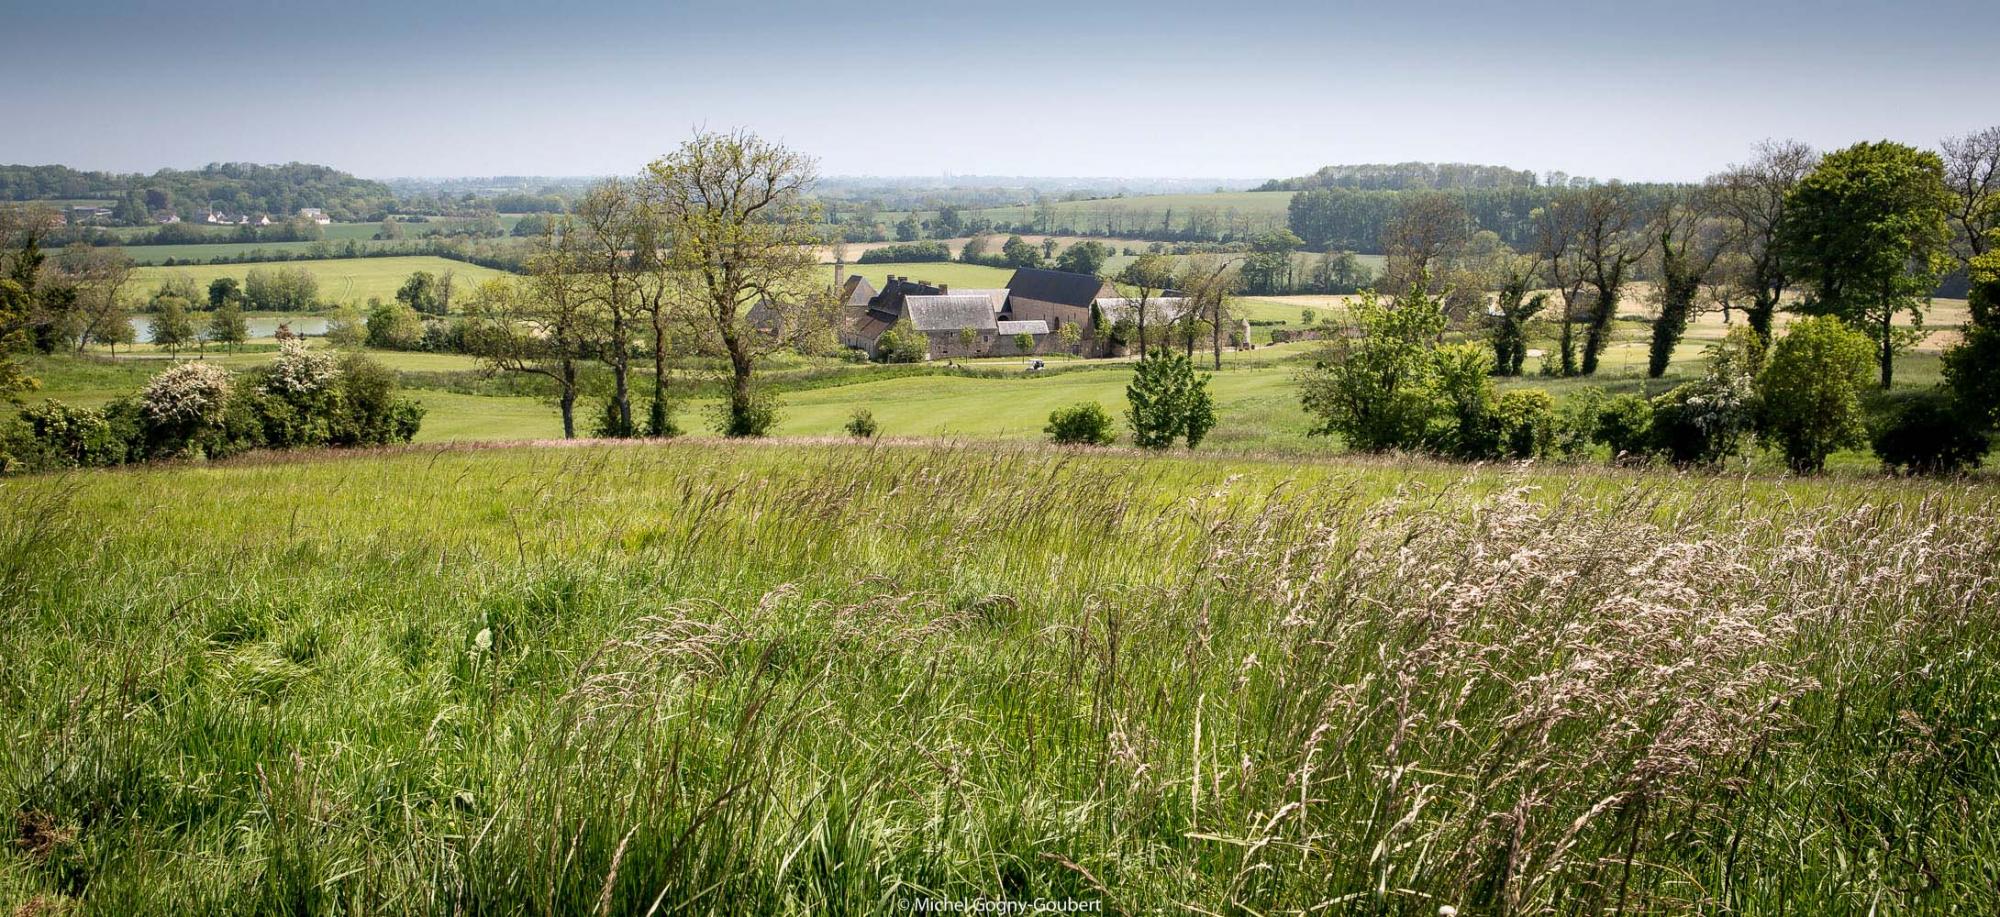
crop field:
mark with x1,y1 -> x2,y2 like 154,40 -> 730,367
3,441 -> 1997,914
131,256 -> 511,307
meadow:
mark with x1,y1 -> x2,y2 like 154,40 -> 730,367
3,441 -> 1997,915
131,256 -> 510,307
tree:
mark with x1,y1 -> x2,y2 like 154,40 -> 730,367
1756,316 -> 1875,473
1487,252 -> 1546,376
208,277 -> 243,310
876,320 -> 927,363
58,244 -> 134,353
396,271 -> 446,315
209,301 -> 248,350
1041,237 -> 1060,261
1013,332 -> 1035,354
462,225 -> 596,438
324,304 -> 365,349
1576,183 -> 1653,375
1125,351 -> 1215,450
1115,254 -> 1177,358
1296,286 -> 1451,451
1001,234 -> 1043,269
1940,125 -> 2000,263
1531,195 -> 1590,375
1177,254 -> 1238,369
1055,240 -> 1111,275
1780,141 -> 1954,388
1647,190 -> 1728,377
364,298 -> 424,350
0,218 -> 49,400
1710,141 -> 1818,343
639,131 -> 831,437
149,296 -> 195,355
573,181 -> 645,437
1381,190 -> 1470,294
378,218 -> 404,241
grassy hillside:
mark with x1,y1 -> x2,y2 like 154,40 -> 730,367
4,442 -> 1997,914
131,256 -> 510,307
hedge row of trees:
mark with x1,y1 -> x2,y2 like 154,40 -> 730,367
0,341 -> 423,473
1298,272 -> 2000,474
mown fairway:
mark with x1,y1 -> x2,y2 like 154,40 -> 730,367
131,256 -> 510,307
4,442 -> 1998,914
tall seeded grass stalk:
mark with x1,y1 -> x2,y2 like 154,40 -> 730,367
1,442 -> 1997,914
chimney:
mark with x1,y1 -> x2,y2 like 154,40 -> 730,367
939,284 -> 950,294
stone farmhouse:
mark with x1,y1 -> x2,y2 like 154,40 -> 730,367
838,266 -> 1188,360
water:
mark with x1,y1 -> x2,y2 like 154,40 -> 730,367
128,314 -> 331,343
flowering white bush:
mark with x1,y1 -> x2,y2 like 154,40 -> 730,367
139,361 -> 233,426
265,339 -> 341,397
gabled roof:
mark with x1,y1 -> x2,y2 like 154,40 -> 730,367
906,295 -> 1001,333
996,320 -> 1050,335
841,274 -> 877,308
1005,267 -> 1111,308
954,288 -> 1010,312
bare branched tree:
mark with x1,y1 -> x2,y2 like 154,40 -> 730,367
1710,140 -> 1818,343
1532,194 -> 1590,375
1381,191 -> 1471,295
1941,125 -> 2000,263
1576,182 -> 1654,375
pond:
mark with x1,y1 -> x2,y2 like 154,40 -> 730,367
128,314 -> 330,343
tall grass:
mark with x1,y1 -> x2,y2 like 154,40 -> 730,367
2,443 -> 1997,914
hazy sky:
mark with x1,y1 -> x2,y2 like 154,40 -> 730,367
4,0 -> 1990,182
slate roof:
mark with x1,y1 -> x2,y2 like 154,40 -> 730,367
1004,268 -> 1111,308
841,274 -> 878,308
905,295 -> 1001,333
995,320 -> 1050,335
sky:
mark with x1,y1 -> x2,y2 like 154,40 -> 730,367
3,0 -> 1992,184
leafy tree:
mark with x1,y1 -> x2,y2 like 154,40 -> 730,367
149,296 -> 194,355
876,320 -> 927,363
1041,237 -> 1059,260
1780,141 -> 1954,387
1115,254 -> 1178,358
1297,287 -> 1451,451
1013,332 -> 1035,354
1942,244 -> 2000,430
207,277 -> 243,310
1045,401 -> 1115,446
396,271 -> 446,316
1125,350 -> 1216,450
364,298 -> 425,351
208,301 -> 248,350
323,305 -> 365,349
1756,316 -> 1876,473
462,249 -> 593,438
895,215 -> 921,242
1001,234 -> 1043,269
640,131 -> 832,437
1055,240 -> 1111,275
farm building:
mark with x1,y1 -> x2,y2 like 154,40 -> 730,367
837,266 -> 1188,360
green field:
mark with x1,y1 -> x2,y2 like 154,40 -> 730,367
4,441 -> 1997,913
846,261 -> 1018,290
131,256 -> 512,307
888,191 -> 1298,235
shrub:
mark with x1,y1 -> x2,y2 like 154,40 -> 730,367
1490,389 -> 1564,460
1869,389 -> 1990,475
266,340 -> 340,398
1756,315 -> 1875,473
1045,401 -> 1115,446
1646,328 -> 1763,467
1587,392 -> 1655,461
592,399 -> 636,439
333,353 -> 423,446
1127,351 -> 1216,450
844,408 -> 879,439
139,361 -> 234,456
644,397 -> 681,438
1297,289 -> 1451,452
712,388 -> 781,438
1943,322 -> 2000,430
10,400 -> 126,470
365,299 -> 425,351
